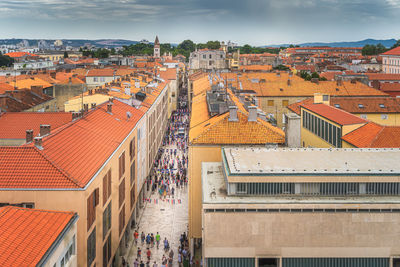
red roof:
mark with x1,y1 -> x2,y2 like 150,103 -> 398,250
86,68 -> 115,77
301,103 -> 366,125
366,73 -> 400,81
0,146 -> 80,188
342,122 -> 400,147
0,83 -> 14,94
380,83 -> 400,92
4,52 -> 38,58
381,46 -> 400,56
0,206 -> 76,267
0,112 -> 72,139
0,100 -> 144,189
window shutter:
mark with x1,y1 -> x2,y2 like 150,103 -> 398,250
95,188 -> 99,206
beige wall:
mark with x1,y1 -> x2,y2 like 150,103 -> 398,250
188,145 -> 222,239
0,139 -> 25,146
354,113 -> 400,126
45,218 -> 78,267
203,206 -> 400,259
259,96 -> 306,129
0,127 -> 139,267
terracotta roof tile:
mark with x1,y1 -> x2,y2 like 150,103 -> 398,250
0,112 -> 72,139
4,52 -> 38,58
380,83 -> 400,92
0,146 -> 80,188
366,73 -> 400,81
0,83 -> 14,94
381,46 -> 400,56
0,206 -> 75,267
86,69 -> 114,77
301,103 -> 366,125
342,122 -> 400,147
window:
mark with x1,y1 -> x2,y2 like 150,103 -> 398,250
93,77 -> 98,82
129,138 -> 135,160
203,55 -> 206,59
130,185 -> 136,210
237,183 -> 247,194
334,104 -> 340,108
358,104 -> 364,108
282,100 -> 289,107
87,188 -> 99,230
119,151 -> 125,179
103,170 -> 111,206
87,228 -> 96,266
360,114 -> 367,119
322,95 -> 329,101
209,54 -> 212,59
100,77 -> 105,82
119,205 -> 125,236
103,202 -> 111,240
130,161 -> 135,186
379,104 -> 385,108
268,100 -> 274,106
381,114 -> 388,120
103,234 -> 111,267
119,179 -> 125,208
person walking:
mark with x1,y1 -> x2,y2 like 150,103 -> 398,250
146,248 -> 151,261
137,247 -> 142,259
156,232 -> 161,249
134,230 -> 139,245
141,232 -> 145,245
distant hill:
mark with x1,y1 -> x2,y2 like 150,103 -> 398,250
265,38 -> 398,48
0,39 -> 139,48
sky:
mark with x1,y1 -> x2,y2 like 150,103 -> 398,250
0,0 -> 399,46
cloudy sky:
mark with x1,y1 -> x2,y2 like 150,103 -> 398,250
0,0 -> 399,45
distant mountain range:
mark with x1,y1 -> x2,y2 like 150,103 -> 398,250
0,39 -> 139,48
265,39 -> 398,48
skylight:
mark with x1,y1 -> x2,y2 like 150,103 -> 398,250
379,104 -> 385,108
358,104 -> 364,108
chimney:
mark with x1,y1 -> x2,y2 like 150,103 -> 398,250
248,106 -> 257,122
107,103 -> 112,113
287,79 -> 291,86
91,103 -> 97,109
39,124 -> 51,136
50,72 -> 56,79
276,72 -> 281,77
336,79 -> 343,86
72,112 -> 80,120
83,103 -> 89,112
26,129 -> 34,143
289,72 -> 293,77
34,136 -> 43,150
228,106 -> 238,122
258,111 -> 267,121
351,79 -> 357,84
109,97 -> 113,103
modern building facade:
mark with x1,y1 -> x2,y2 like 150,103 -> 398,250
202,147 -> 400,267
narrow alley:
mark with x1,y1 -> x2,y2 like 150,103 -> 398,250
126,93 -> 190,267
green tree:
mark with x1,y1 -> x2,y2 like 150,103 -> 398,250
391,39 -> 400,49
273,65 -> 290,71
110,48 -> 116,55
206,41 -> 220,49
0,53 -> 14,67
63,51 -> 69,58
177,40 -> 195,52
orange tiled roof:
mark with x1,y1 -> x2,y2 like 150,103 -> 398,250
289,96 -> 400,115
0,83 -> 14,94
239,65 -> 272,71
0,100 -> 144,189
301,103 -> 366,125
233,72 -> 387,97
0,112 -> 72,139
380,83 -> 400,92
366,73 -> 400,81
381,46 -> 400,56
10,78 -> 53,90
4,52 -> 38,58
342,122 -> 400,147
86,68 -> 114,77
0,146 -> 80,188
159,69 -> 177,80
0,206 -> 76,267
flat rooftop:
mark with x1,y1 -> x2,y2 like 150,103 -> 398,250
202,162 -> 400,205
223,147 -> 400,176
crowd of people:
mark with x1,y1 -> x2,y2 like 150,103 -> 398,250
126,102 -> 194,267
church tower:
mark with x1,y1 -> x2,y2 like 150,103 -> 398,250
154,36 -> 160,58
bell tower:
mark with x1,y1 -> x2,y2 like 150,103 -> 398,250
154,36 -> 160,58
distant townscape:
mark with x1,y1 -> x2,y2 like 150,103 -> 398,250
0,35 -> 400,267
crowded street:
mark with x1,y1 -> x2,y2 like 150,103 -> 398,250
125,93 -> 191,267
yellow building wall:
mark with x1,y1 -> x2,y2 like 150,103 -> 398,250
342,123 -> 366,135
189,145 -> 221,239
259,96 -> 306,129
64,94 -> 111,112
353,113 -> 400,126
0,128 -> 139,267
342,140 -> 356,148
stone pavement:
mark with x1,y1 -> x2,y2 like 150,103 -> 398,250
125,135 -> 188,266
